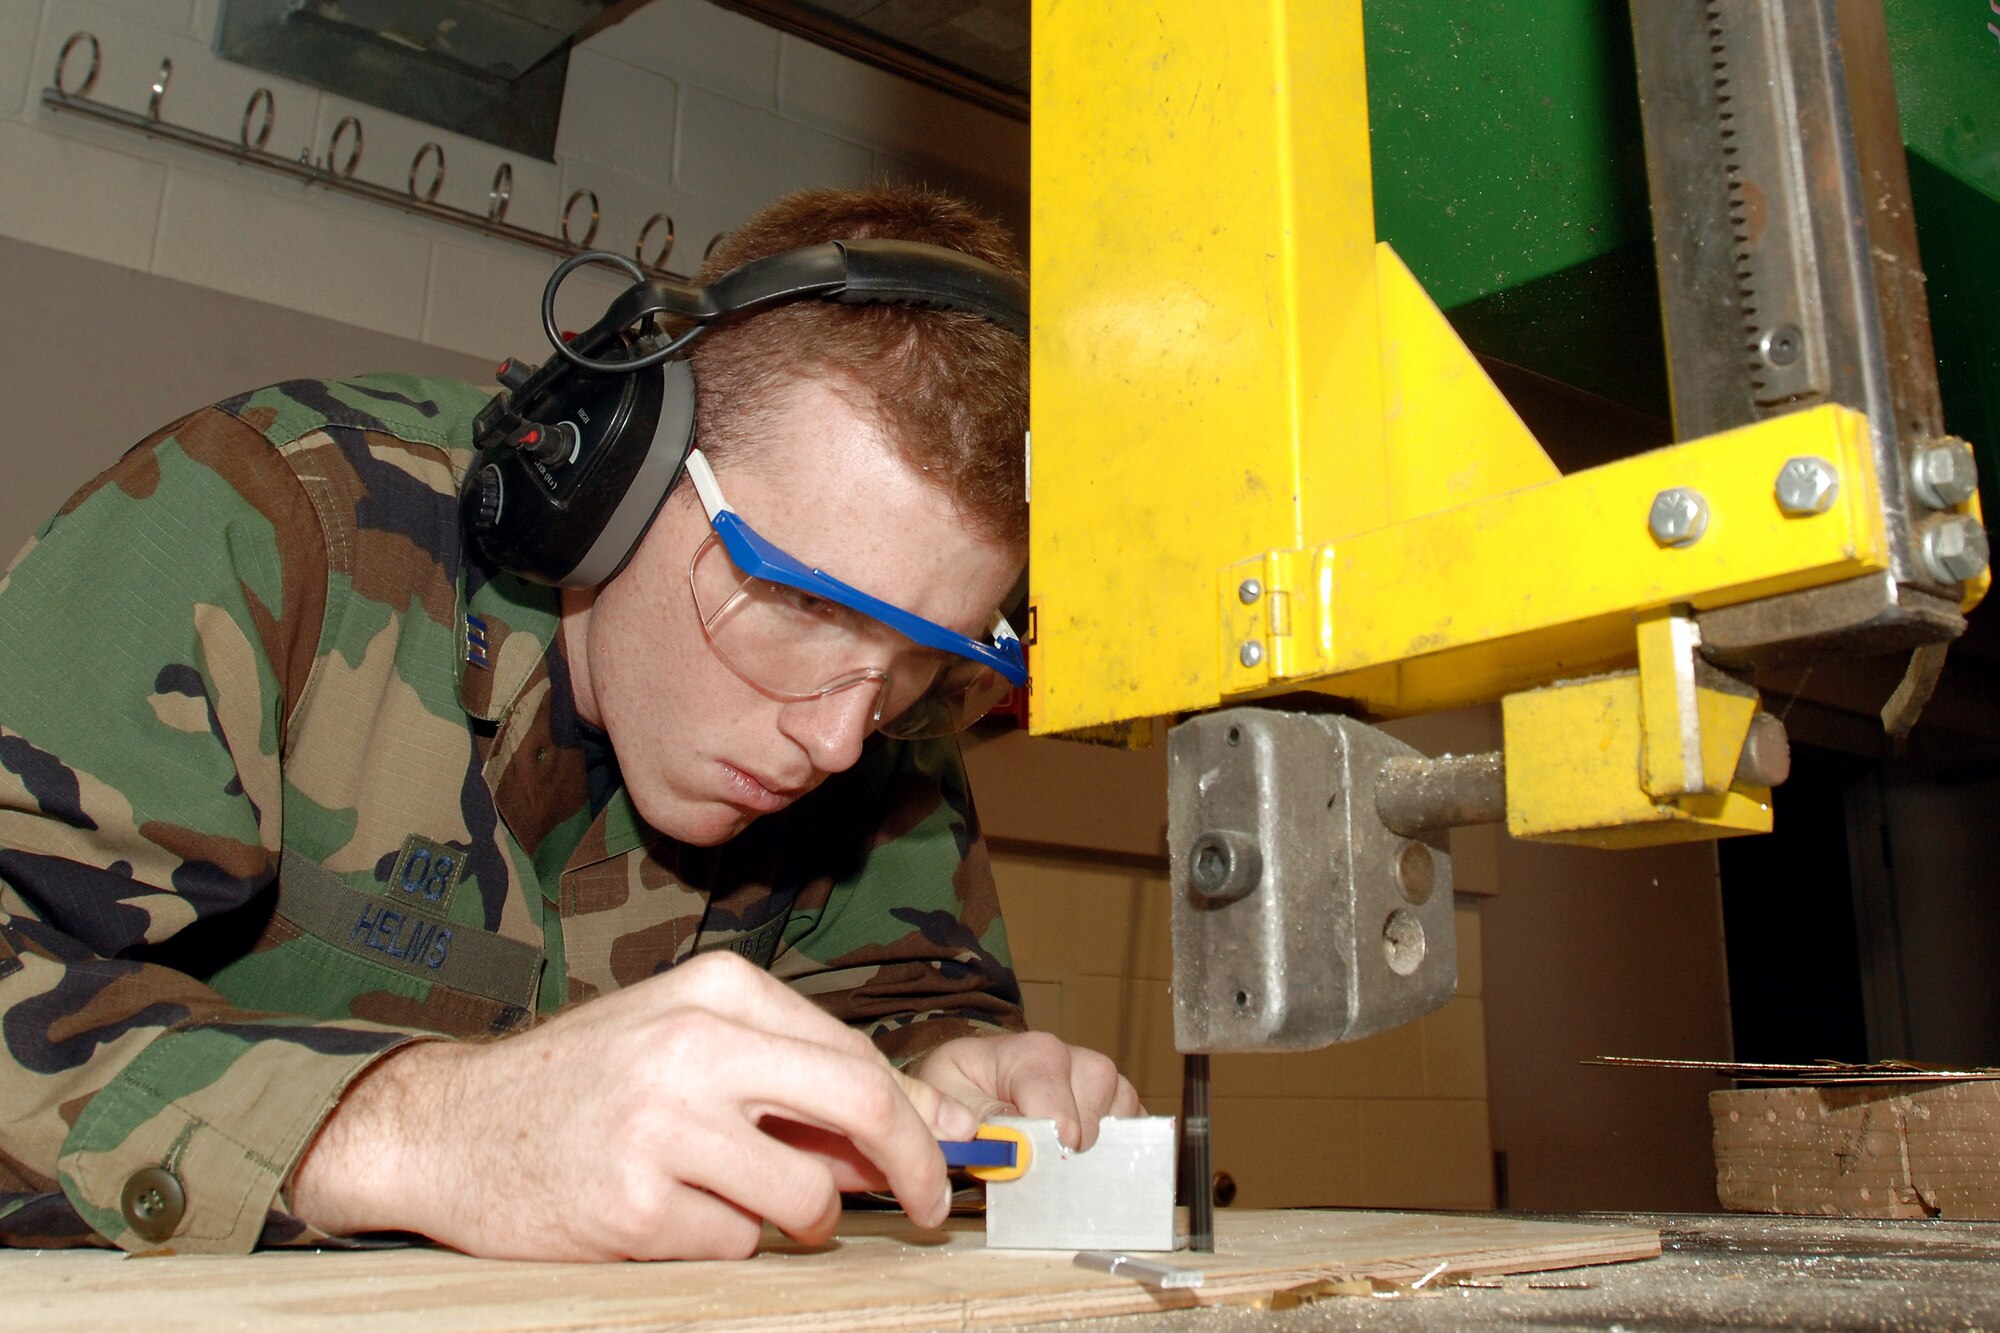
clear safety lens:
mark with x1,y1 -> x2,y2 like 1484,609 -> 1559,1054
688,533 -> 1010,739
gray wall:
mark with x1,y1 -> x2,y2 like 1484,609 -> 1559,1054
1,235 -> 491,560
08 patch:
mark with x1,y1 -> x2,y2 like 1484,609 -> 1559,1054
389,834 -> 469,909
277,849 -> 544,1010
694,916 -> 787,970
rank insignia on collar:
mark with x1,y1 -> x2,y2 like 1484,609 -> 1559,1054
465,613 -> 492,669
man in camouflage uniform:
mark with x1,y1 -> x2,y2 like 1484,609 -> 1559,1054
0,187 -> 1139,1259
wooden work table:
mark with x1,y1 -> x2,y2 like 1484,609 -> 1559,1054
5,1208 -> 1656,1331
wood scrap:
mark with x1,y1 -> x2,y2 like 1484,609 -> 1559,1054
1594,1055 -> 2000,1084
1713,1081 -> 2000,1220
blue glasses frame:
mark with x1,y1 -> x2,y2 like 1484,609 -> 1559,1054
684,449 -> 1028,687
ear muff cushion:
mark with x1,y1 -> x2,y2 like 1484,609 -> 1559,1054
559,359 -> 698,587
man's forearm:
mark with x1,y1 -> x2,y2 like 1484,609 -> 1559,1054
277,953 -> 963,1262
288,1041 -> 461,1240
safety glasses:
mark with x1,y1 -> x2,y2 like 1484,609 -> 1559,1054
684,449 -> 1026,739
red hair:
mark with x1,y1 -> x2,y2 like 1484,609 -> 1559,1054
690,186 -> 1028,550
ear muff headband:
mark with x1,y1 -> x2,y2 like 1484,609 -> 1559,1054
547,239 -> 1028,376
461,239 -> 1027,588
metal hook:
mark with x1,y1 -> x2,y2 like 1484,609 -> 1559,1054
34,73 -> 696,281
327,115 -> 363,178
147,58 -> 172,121
638,212 -> 675,270
487,162 -> 513,222
562,189 -> 600,249
54,32 -> 100,99
408,142 -> 446,203
240,87 -> 274,152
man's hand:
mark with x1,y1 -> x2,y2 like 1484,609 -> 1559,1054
289,952 -> 975,1261
908,1032 -> 1143,1152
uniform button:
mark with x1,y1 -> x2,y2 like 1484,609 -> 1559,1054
121,1166 -> 186,1242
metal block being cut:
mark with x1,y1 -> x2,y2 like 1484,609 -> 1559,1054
1170,709 -> 1457,1052
982,1116 -> 1178,1252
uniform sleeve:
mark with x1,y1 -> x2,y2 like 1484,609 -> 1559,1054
771,736 -> 1028,1068
0,409 -> 429,1253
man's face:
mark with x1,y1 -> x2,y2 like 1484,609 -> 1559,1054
566,376 -> 1021,846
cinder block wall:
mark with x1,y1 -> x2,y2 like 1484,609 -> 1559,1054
0,0 -> 1028,365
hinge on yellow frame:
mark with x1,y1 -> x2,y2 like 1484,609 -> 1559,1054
1220,547 -> 1331,694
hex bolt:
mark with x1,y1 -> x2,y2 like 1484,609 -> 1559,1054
1919,514 -> 1991,584
1910,438 -> 1980,510
1774,457 -> 1839,517
1187,830 -> 1263,904
1648,487 -> 1709,547
1237,578 -> 1263,605
1760,324 -> 1804,368
1238,640 -> 1264,668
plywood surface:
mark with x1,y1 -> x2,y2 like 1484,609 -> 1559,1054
6,1209 -> 1658,1332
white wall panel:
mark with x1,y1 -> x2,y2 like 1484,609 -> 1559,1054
152,167 -> 432,338
602,0 -> 780,112
0,117 -> 163,265
0,4 -> 45,117
677,85 -> 875,214
87,0 -> 193,30
778,33 -> 1026,194
422,236 -> 627,360
557,49 -> 680,191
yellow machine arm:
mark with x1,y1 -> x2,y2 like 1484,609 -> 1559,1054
1026,2 -> 1989,1251
1026,0 -> 1984,850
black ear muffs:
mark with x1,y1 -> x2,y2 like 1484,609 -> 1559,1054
463,357 -> 691,588
461,240 -> 1026,588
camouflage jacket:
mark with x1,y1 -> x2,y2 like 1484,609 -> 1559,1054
0,375 -> 1023,1254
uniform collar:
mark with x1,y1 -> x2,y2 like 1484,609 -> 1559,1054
457,567 -> 560,724
457,565 -> 604,871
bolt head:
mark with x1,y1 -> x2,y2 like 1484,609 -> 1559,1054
1921,515 -> 1991,584
1648,488 -> 1709,546
1238,640 -> 1264,668
1911,439 -> 1980,510
1237,578 -> 1263,605
1774,456 -> 1839,516
1760,325 -> 1805,368
1187,831 -> 1261,903
1190,839 -> 1231,895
